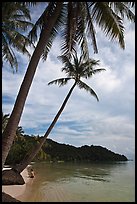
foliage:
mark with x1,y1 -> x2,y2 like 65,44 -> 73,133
48,52 -> 106,101
43,138 -> 128,162
28,2 -> 135,58
2,2 -> 134,169
5,135 -> 127,165
2,112 -> 9,133
2,2 -> 34,71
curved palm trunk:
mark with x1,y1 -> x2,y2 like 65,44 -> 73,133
15,82 -> 77,173
2,2 -> 63,169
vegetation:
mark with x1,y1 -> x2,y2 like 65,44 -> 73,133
2,2 -> 34,71
5,134 -> 127,165
13,52 -> 105,173
3,111 -> 127,165
2,2 -> 135,169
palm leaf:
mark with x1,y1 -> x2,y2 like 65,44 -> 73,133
2,33 -> 18,71
42,3 -> 66,60
90,2 -> 125,49
92,68 -> 106,74
48,77 -> 72,87
20,2 -> 38,7
58,55 -> 74,74
28,3 -> 54,43
109,2 -> 135,22
126,2 -> 135,8
80,36 -> 90,62
85,2 -> 98,54
75,59 -> 100,79
61,2 -> 78,57
28,2 -> 65,61
2,2 -> 34,70
3,29 -> 32,58
77,80 -> 99,101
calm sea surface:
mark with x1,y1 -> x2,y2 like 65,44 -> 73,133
20,160 -> 135,202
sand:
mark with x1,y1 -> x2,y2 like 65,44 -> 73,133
2,167 -> 34,201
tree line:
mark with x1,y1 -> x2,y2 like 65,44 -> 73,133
5,131 -> 127,165
2,2 -> 134,186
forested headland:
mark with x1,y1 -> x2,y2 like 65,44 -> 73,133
6,134 -> 128,165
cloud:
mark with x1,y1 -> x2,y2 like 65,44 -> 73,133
2,8 -> 135,159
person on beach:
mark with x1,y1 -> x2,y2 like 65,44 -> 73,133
27,165 -> 35,178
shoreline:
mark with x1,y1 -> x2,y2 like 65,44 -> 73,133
2,167 -> 35,201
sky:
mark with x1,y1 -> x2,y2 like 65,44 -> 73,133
2,3 -> 135,159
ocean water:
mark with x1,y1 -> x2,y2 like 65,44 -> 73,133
19,160 -> 135,202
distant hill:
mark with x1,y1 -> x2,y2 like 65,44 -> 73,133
6,135 -> 128,165
42,138 -> 128,162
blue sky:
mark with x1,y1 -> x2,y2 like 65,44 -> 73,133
2,4 -> 135,159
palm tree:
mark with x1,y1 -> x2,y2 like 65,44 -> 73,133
2,112 -> 9,133
15,126 -> 25,143
2,112 -> 24,143
2,2 -> 135,169
2,2 -> 63,169
14,52 -> 105,173
2,2 -> 34,72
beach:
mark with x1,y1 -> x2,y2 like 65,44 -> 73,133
2,167 -> 34,201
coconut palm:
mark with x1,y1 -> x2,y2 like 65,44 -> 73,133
2,112 -> 9,133
2,2 -> 63,169
2,2 -> 135,169
2,2 -> 34,72
15,126 -> 25,143
2,112 -> 24,143
14,52 -> 105,173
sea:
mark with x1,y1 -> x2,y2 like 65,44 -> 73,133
19,160 -> 135,202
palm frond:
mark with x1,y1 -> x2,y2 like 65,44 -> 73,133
75,58 -> 100,79
2,113 -> 10,132
80,36 -> 90,61
3,29 -> 32,58
2,2 -> 31,21
58,55 -> 74,74
2,2 -> 34,70
28,3 -> 54,43
2,33 -> 18,71
77,80 -> 99,101
74,3 -> 88,55
13,20 -> 34,31
85,2 -> 98,54
20,2 -> 38,7
42,3 -> 66,60
48,77 -> 72,87
90,2 -> 125,49
92,68 -> 106,74
109,2 -> 135,22
61,2 -> 78,57
126,2 -> 135,8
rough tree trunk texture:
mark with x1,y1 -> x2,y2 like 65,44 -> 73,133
2,3 -> 63,169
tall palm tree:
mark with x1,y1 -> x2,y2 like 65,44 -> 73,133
2,2 -> 34,72
14,52 -> 105,173
2,2 -> 135,169
2,2 -> 64,169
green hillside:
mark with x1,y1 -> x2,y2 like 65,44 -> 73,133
6,134 -> 128,165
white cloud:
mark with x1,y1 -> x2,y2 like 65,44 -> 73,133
92,68 -> 122,93
2,9 -> 135,159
